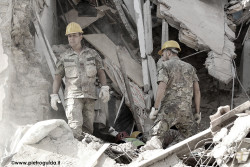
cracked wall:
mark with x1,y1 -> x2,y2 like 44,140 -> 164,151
0,0 -> 65,157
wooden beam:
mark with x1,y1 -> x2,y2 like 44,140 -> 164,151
113,0 -> 137,40
137,129 -> 212,167
116,46 -> 143,132
211,101 -> 250,131
86,143 -> 110,167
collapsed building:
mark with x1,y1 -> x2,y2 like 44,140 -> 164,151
0,0 -> 250,166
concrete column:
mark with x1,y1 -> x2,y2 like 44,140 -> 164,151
161,19 -> 169,46
240,39 -> 250,92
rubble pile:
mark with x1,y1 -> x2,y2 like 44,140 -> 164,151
0,0 -> 250,166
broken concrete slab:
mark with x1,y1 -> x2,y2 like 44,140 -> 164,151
158,0 -> 236,83
205,51 -> 233,84
113,0 -> 137,40
62,9 -> 105,29
227,0 -> 250,14
123,0 -> 137,24
210,101 -> 250,132
159,0 -> 225,54
205,36 -> 236,84
83,34 -> 143,88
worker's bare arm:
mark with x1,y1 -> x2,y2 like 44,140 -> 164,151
98,69 -> 107,86
52,74 -> 62,94
154,81 -> 167,109
193,81 -> 201,114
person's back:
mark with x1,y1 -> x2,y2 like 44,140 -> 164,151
160,56 -> 198,109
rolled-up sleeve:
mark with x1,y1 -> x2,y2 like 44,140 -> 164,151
157,68 -> 169,84
55,58 -> 65,77
95,52 -> 104,70
193,68 -> 199,82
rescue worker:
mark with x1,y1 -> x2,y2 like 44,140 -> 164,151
50,22 -> 110,140
148,40 -> 201,149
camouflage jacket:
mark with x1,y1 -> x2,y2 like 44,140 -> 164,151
157,56 -> 199,112
55,46 -> 103,99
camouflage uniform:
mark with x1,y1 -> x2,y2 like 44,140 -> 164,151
152,56 -> 199,142
55,46 -> 103,137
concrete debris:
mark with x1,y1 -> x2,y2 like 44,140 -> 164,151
236,148 -> 250,163
173,162 -> 190,167
62,9 -> 105,29
158,0 -> 236,83
140,136 -> 163,151
213,128 -> 228,143
210,105 -> 231,123
211,115 -> 250,166
3,120 -> 118,167
205,43 -> 235,84
227,0 -> 250,14
159,0 -> 225,54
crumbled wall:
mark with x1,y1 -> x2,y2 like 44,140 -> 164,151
0,0 -> 62,157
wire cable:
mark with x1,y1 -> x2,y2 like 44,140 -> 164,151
231,60 -> 235,110
232,59 -> 250,100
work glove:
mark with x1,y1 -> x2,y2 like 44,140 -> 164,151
149,107 -> 159,120
194,112 -> 201,124
99,86 -> 110,103
50,94 -> 61,111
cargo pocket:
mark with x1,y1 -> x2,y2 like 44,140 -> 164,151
86,60 -> 97,78
65,98 -> 75,120
64,61 -> 78,78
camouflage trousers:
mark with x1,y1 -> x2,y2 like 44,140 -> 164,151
65,98 -> 95,139
151,107 -> 197,144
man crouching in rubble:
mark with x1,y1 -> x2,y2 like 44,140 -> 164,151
146,40 -> 201,149
50,22 -> 110,140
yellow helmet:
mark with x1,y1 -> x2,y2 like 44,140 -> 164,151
158,40 -> 181,55
129,131 -> 142,138
65,22 -> 83,35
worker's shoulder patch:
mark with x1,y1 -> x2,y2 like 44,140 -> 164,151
87,57 -> 95,61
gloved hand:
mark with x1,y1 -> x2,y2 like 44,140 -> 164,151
149,107 -> 159,120
194,112 -> 201,124
99,86 -> 110,103
50,94 -> 61,111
